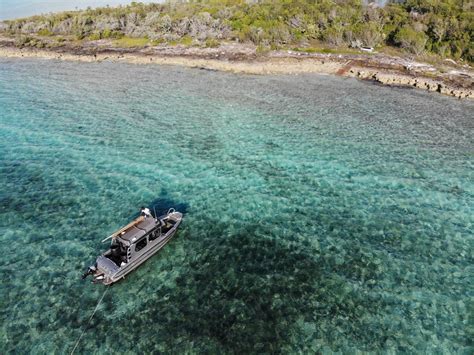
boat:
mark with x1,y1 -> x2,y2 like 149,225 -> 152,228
82,208 -> 183,285
359,46 -> 374,53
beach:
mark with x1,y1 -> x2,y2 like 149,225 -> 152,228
1,37 -> 472,99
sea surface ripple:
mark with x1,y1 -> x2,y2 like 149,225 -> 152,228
0,58 -> 473,353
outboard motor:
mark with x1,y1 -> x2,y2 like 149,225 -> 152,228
93,275 -> 105,283
81,265 -> 97,279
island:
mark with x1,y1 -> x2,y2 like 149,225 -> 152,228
1,0 -> 472,99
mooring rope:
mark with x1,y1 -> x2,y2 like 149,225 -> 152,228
71,286 -> 109,355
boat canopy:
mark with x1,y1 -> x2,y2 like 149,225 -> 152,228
116,218 -> 157,245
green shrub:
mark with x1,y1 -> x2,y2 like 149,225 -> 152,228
150,38 -> 165,46
349,22 -> 383,48
256,44 -> 270,54
34,39 -> 45,48
14,35 -> 33,47
113,36 -> 149,48
75,30 -> 87,40
180,35 -> 193,46
205,38 -> 219,48
464,42 -> 474,62
101,29 -> 112,38
111,31 -> 124,39
88,32 -> 101,41
15,36 -> 46,48
322,26 -> 344,47
394,25 -> 428,55
37,28 -> 53,36
98,29 -> 123,39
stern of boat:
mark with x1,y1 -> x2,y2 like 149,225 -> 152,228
82,255 -> 119,285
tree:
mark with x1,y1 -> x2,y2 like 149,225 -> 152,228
350,22 -> 384,48
394,25 -> 428,55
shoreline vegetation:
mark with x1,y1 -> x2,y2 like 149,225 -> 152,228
0,0 -> 472,99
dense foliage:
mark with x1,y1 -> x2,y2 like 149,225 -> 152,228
1,0 -> 472,61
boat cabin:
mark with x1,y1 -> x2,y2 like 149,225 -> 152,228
103,215 -> 177,267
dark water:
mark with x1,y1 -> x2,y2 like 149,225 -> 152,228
0,58 -> 472,353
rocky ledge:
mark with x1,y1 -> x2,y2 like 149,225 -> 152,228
348,69 -> 473,99
0,36 -> 472,100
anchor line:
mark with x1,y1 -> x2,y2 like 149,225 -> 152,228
71,286 -> 109,355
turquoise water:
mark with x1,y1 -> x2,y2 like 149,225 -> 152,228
0,58 -> 473,353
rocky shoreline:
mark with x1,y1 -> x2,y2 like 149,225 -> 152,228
1,38 -> 473,99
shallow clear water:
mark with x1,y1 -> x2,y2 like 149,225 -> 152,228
0,58 -> 473,353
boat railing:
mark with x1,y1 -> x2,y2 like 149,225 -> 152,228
152,206 -> 175,220
101,216 -> 145,243
152,205 -> 159,220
